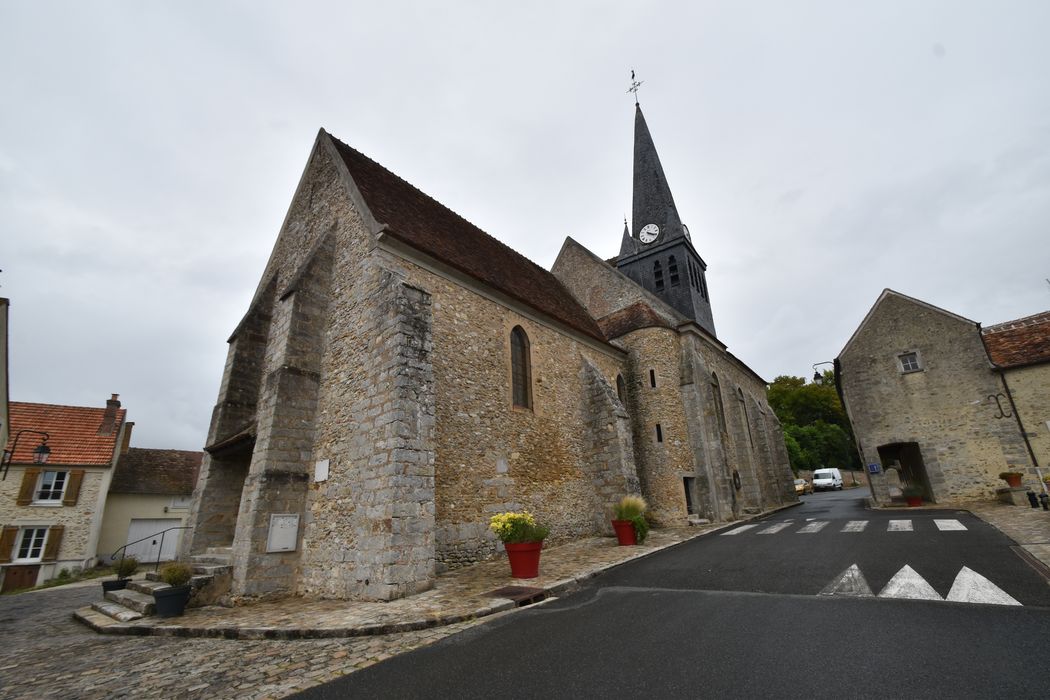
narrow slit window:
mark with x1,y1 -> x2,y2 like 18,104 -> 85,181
510,326 -> 533,409
616,374 -> 627,405
649,369 -> 657,388
668,256 -> 680,286
655,424 -> 663,443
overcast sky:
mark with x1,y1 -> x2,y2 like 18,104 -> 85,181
3,1 -> 1048,450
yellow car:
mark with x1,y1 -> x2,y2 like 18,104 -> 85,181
794,478 -> 813,496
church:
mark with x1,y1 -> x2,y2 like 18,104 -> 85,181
183,101 -> 796,602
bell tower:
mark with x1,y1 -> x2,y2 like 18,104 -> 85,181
615,102 -> 716,337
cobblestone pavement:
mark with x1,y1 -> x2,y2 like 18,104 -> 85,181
76,525 -> 724,638
2,521 -> 740,699
0,583 -> 488,700
969,500 -> 1050,571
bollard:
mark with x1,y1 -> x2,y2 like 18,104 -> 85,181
1040,493 -> 1049,511
1027,490 -> 1040,508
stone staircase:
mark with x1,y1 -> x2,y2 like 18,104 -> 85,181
74,547 -> 233,629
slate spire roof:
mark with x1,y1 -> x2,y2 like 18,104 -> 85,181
631,104 -> 687,246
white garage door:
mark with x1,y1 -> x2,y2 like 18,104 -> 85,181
125,519 -> 183,563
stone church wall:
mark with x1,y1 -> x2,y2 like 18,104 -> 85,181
377,251 -> 637,570
839,293 -> 1031,503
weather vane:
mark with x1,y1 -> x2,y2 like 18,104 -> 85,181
627,69 -> 643,104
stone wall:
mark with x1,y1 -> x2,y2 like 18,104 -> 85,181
380,250 -> 636,570
1000,364 -> 1050,487
838,292 -> 1033,503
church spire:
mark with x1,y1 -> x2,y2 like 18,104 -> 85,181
632,104 -> 687,246
618,216 -> 639,257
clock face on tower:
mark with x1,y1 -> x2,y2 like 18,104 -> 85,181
639,223 -> 659,244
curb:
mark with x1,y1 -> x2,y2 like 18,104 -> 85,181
72,500 -> 803,639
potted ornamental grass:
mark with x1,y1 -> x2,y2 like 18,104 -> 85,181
999,471 -> 1024,489
901,483 -> 924,507
489,511 -> 550,579
611,495 -> 649,546
102,555 -> 139,592
153,562 -> 194,617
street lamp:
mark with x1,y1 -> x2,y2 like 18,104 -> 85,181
1,430 -> 51,481
812,361 -> 834,384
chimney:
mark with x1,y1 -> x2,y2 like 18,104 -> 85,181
98,393 -> 121,435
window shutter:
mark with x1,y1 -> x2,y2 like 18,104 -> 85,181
16,469 -> 41,506
0,526 -> 18,563
42,525 -> 64,562
62,470 -> 85,506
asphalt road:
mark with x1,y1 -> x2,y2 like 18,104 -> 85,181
294,491 -> 1050,699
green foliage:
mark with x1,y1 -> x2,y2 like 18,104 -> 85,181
901,483 -> 924,497
768,374 -> 861,475
57,568 -> 71,581
629,514 -> 649,544
113,556 -> 139,579
613,495 -> 647,520
489,511 -> 550,543
159,562 -> 193,587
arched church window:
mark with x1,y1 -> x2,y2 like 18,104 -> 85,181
616,374 -> 627,405
668,256 -> 680,286
510,326 -> 532,409
711,372 -> 727,433
653,261 -> 664,291
738,388 -> 754,448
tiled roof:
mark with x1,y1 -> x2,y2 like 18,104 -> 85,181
981,310 -> 1050,368
110,448 -> 202,495
5,400 -> 126,466
326,133 -> 608,343
597,302 -> 673,339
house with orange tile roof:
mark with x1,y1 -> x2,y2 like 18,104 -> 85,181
836,290 -> 1048,506
0,395 -> 132,592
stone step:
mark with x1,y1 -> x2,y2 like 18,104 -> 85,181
191,554 -> 232,565
104,588 -> 156,615
204,546 -> 233,556
91,599 -> 143,622
128,579 -> 170,596
191,563 -> 232,576
74,606 -> 123,632
145,571 -> 216,588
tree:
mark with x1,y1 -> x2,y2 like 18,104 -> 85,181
768,375 -> 860,474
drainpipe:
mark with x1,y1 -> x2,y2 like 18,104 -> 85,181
997,370 -> 1045,493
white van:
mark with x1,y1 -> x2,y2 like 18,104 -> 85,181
812,468 -> 843,491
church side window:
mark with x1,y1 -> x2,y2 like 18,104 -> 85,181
510,326 -> 532,409
653,261 -> 664,291
711,372 -> 727,433
738,388 -> 755,449
616,374 -> 627,405
668,256 -> 680,287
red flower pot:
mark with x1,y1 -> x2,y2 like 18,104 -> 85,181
906,496 -> 923,507
611,519 -> 637,546
1003,474 -> 1023,488
504,541 -> 543,579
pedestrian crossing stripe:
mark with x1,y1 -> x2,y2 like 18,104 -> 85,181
821,564 -> 1021,606
720,518 -> 968,536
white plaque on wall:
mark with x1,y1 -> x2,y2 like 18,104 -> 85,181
315,459 -> 330,482
266,514 -> 300,553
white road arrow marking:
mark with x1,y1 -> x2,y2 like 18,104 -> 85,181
720,524 -> 759,535
797,521 -> 829,534
841,520 -> 868,533
934,519 -> 967,531
887,520 -> 913,532
820,564 -> 874,597
758,522 -> 793,534
946,567 -> 1021,606
878,565 -> 943,600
